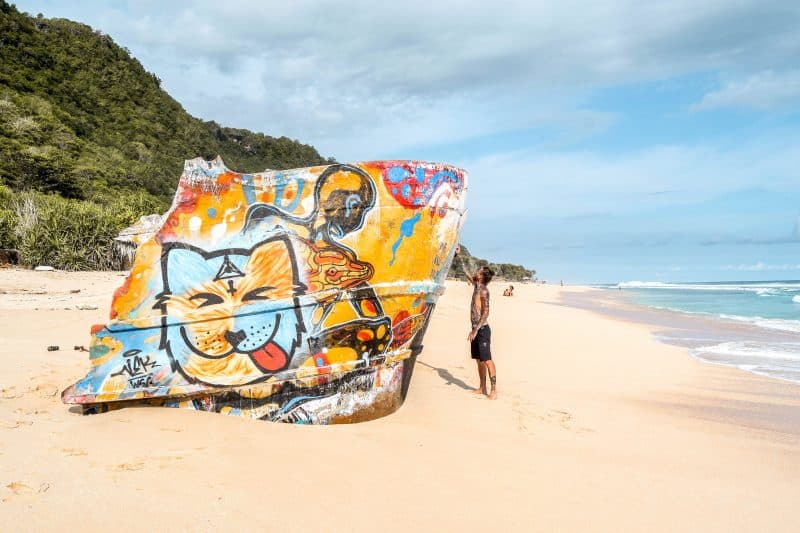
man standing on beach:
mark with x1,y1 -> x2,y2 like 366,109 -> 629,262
456,247 -> 497,399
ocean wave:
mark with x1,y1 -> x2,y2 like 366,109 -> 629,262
717,314 -> 800,333
793,295 -> 800,304
691,341 -> 800,384
617,280 -> 800,293
617,281 -> 671,288
648,305 -> 711,316
640,304 -> 800,333
695,341 -> 800,362
756,289 -> 780,296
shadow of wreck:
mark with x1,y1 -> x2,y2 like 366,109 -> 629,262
417,360 -> 474,391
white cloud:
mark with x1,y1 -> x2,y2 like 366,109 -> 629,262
692,70 -> 800,111
460,133 -> 800,220
12,0 -> 800,283
13,0 -> 800,158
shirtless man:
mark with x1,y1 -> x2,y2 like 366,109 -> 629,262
457,249 -> 497,399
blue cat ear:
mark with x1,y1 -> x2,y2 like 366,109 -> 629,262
163,247 -> 218,295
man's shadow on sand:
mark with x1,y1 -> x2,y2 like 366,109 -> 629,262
416,360 -> 473,390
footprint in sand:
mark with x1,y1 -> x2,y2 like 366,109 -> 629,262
15,407 -> 48,416
114,456 -> 185,472
30,384 -> 59,399
511,398 -> 533,433
0,387 -> 23,400
61,448 -> 88,457
2,481 -> 50,502
6,481 -> 34,495
3,382 -> 59,400
536,408 -> 574,430
539,409 -> 594,433
0,419 -> 33,429
155,455 -> 186,469
510,395 -> 593,434
115,462 -> 145,472
546,409 -> 573,426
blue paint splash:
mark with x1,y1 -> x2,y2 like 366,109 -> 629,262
241,174 -> 256,204
390,212 -> 421,266
274,173 -> 306,212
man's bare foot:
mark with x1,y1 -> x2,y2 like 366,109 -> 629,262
472,388 -> 487,395
488,389 -> 497,400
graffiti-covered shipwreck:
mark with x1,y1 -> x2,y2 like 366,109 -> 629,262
62,158 -> 467,424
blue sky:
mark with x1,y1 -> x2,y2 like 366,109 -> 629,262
13,0 -> 800,283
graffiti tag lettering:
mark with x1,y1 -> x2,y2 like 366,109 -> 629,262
111,349 -> 160,378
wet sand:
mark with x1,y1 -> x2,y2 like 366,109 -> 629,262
1,270 -> 799,531
562,288 -> 800,387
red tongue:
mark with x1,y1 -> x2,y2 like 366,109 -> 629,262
251,342 -> 288,372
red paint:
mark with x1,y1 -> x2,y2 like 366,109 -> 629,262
216,171 -> 237,187
393,310 -> 410,326
251,342 -> 287,372
367,161 -> 464,209
392,310 -> 413,347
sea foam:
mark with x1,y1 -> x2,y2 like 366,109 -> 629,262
612,279 -> 800,384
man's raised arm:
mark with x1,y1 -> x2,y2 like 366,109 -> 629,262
456,246 -> 475,285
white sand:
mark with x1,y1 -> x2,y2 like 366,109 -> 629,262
1,269 -> 799,531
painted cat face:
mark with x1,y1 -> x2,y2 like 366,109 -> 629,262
160,236 -> 306,386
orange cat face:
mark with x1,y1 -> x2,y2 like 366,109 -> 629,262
160,236 -> 306,386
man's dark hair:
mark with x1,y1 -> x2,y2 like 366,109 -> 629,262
479,266 -> 494,284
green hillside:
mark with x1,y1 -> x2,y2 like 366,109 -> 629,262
0,2 -> 536,277
0,1 -> 330,268
449,244 -> 535,283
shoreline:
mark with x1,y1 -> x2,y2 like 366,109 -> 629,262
561,286 -> 800,386
1,270 -> 799,531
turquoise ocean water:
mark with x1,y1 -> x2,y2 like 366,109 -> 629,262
605,281 -> 800,384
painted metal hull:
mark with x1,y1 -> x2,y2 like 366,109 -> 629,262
62,158 -> 467,424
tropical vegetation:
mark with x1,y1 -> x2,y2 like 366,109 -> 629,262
448,244 -> 535,283
0,1 -> 329,268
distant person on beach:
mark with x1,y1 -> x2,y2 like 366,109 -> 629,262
455,247 -> 497,399
503,285 -> 514,296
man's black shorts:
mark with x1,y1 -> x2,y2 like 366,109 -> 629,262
470,325 -> 492,361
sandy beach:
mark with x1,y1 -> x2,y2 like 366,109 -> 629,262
1,269 -> 799,532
